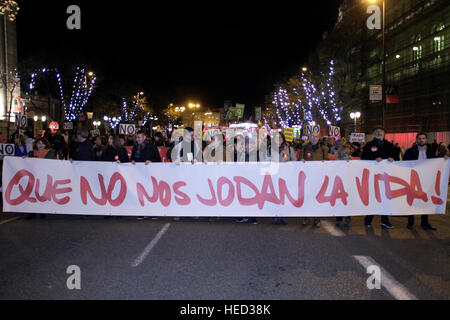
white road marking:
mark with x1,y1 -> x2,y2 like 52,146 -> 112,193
353,255 -> 418,300
0,216 -> 21,226
321,220 -> 346,237
132,223 -> 171,268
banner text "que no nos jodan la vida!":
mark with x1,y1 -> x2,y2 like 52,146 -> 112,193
2,158 -> 449,217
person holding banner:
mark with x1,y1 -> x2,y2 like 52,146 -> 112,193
71,129 -> 96,162
403,133 -> 440,231
272,132 -> 297,225
301,132 -> 329,228
131,131 -> 162,221
167,127 -> 202,164
362,127 -> 399,230
32,138 -> 57,159
131,131 -> 162,165
234,135 -> 258,225
333,139 -> 353,227
101,135 -> 130,163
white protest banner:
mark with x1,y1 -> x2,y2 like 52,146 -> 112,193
3,158 -> 449,217
350,133 -> 366,143
0,145 -> 15,156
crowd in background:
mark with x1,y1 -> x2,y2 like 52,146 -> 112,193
0,126 -> 449,230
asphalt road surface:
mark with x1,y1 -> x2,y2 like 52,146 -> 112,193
0,188 -> 449,300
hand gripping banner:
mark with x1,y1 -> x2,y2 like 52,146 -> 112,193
2,158 -> 449,217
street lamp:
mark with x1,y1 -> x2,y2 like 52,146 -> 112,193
350,112 -> 361,133
367,0 -> 387,128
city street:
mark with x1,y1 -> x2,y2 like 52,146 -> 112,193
0,188 -> 449,300
1,0 -> 449,306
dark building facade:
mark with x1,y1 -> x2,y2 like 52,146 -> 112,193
318,0 -> 449,143
365,0 -> 450,133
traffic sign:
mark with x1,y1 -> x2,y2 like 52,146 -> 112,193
370,85 -> 382,102
386,86 -> 399,104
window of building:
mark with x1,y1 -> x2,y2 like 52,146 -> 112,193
433,24 -> 445,53
412,34 -> 422,73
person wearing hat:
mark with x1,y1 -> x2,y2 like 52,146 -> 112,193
71,129 -> 95,162
361,127 -> 399,230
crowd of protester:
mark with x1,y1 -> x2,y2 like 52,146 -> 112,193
0,126 -> 449,230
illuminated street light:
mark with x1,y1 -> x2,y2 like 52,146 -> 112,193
350,112 -> 361,132
41,116 -> 46,122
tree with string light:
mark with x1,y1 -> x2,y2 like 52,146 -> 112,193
270,60 -> 343,130
25,67 -> 96,123
121,92 -> 149,123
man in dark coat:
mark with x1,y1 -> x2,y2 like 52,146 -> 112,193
71,129 -> 95,162
362,127 -> 400,230
131,131 -> 161,164
403,133 -> 438,230
131,131 -> 162,221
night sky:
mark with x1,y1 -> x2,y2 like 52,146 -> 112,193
16,0 -> 343,110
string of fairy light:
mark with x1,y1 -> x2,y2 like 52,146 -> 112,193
269,60 -> 342,129
66,67 -> 96,121
104,93 -> 155,129
122,93 -> 146,123
27,67 -> 96,122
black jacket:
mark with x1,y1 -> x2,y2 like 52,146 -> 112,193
100,146 -> 130,163
361,139 -> 400,161
403,145 -> 435,161
73,140 -> 96,161
131,141 -> 161,163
